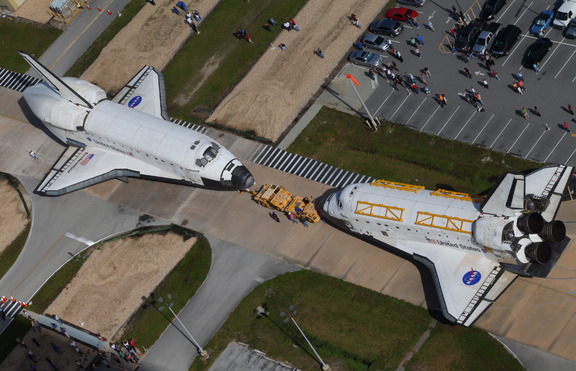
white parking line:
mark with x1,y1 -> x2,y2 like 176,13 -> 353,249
513,2 -> 533,26
555,49 -> 576,78
454,111 -> 476,140
490,118 -> 512,148
495,0 -> 518,23
472,114 -> 495,143
525,126 -> 549,159
541,37 -> 564,69
374,89 -> 396,116
405,97 -> 427,125
544,130 -> 566,163
507,123 -> 530,154
389,94 -> 411,120
437,106 -> 460,135
420,106 -> 440,132
565,146 -> 576,165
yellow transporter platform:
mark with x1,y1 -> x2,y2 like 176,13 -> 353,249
252,184 -> 321,223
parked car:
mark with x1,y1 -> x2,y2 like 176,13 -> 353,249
479,0 -> 507,20
385,7 -> 419,23
553,0 -> 576,29
348,50 -> 382,67
369,19 -> 404,37
472,22 -> 503,54
490,24 -> 522,56
565,18 -> 576,38
522,38 -> 552,68
530,10 -> 554,35
455,19 -> 486,52
397,0 -> 426,7
362,33 -> 390,52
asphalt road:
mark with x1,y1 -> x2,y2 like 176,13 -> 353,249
32,0 -> 134,77
327,0 -> 576,166
139,236 -> 299,371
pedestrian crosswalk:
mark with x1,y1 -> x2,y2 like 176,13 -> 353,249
0,68 -> 42,93
169,118 -> 208,134
0,296 -> 26,321
249,145 -> 374,189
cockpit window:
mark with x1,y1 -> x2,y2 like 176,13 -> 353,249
195,142 -> 220,167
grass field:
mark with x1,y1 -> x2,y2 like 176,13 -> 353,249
163,0 -> 308,122
66,0 -> 143,78
0,222 -> 30,282
191,270 -> 522,370
118,235 -> 211,348
0,20 -> 62,73
288,107 -> 540,195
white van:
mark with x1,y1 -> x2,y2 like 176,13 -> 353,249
553,1 -> 576,29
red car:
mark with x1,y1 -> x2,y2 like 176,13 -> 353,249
385,7 -> 419,23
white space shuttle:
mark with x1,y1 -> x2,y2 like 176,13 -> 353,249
19,51 -> 254,196
322,165 -> 573,325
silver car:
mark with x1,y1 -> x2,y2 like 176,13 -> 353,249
397,0 -> 426,7
362,33 -> 390,52
472,23 -> 502,55
348,50 -> 382,67
566,19 -> 576,38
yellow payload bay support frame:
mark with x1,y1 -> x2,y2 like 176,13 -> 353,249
355,201 -> 404,222
371,180 -> 425,193
431,189 -> 485,203
415,211 -> 474,234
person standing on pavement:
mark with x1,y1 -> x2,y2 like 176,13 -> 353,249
492,70 -> 499,80
481,79 -> 489,88
534,106 -> 541,117
417,34 -> 424,45
439,93 -> 447,107
568,104 -> 574,115
521,107 -> 529,119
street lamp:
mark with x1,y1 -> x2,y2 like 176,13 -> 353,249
346,73 -> 378,131
142,295 -> 209,359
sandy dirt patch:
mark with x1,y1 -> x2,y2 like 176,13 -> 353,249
14,0 -> 56,24
0,177 -> 28,254
208,0 -> 385,142
81,0 -> 217,94
46,231 -> 196,338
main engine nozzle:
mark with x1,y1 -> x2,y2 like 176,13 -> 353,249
517,212 -> 544,235
539,220 -> 566,242
524,242 -> 552,264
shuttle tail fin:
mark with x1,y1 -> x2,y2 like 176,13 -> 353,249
18,51 -> 93,109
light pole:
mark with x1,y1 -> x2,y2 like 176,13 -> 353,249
289,316 -> 331,371
142,296 -> 209,359
346,73 -> 378,131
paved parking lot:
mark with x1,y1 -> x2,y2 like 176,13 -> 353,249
326,0 -> 576,166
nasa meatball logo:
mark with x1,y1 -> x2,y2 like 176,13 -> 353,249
128,96 -> 142,108
462,269 -> 481,286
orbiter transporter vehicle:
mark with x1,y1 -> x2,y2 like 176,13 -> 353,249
19,51 -> 254,196
322,165 -> 573,325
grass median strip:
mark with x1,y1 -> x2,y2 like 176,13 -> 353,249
288,107 -> 540,195
66,0 -> 144,78
164,0 -> 308,122
0,20 -> 61,73
0,223 -> 30,282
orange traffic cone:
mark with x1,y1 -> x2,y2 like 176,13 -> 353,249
97,7 -> 102,11
87,4 -> 91,9
107,9 -> 111,14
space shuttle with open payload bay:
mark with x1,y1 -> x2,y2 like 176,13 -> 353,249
18,51 -> 254,196
322,165 -> 573,325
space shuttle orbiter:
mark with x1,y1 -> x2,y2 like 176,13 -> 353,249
18,51 -> 254,196
322,165 -> 573,326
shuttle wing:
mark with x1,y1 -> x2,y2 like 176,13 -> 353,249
480,165 -> 573,218
392,239 -> 517,326
37,146 -> 183,196
111,66 -> 169,120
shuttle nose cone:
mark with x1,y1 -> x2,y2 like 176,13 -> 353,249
231,165 -> 255,190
